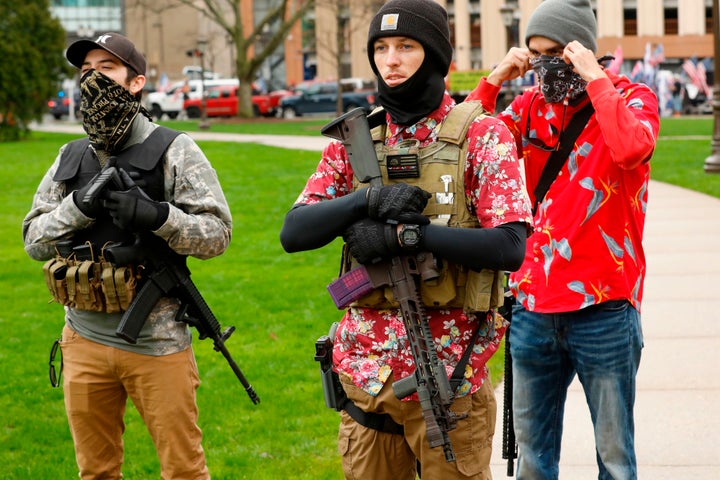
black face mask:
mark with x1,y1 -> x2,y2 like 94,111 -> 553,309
80,69 -> 141,154
530,55 -> 588,104
376,54 -> 446,126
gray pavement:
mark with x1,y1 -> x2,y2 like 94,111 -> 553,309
33,119 -> 720,479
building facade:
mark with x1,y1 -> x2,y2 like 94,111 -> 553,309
50,0 -> 714,91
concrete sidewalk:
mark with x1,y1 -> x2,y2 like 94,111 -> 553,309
33,120 -> 720,479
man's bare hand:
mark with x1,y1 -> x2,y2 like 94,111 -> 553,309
564,41 -> 606,83
487,47 -> 533,87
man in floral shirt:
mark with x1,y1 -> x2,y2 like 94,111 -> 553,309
465,1 -> 659,479
281,0 -> 532,478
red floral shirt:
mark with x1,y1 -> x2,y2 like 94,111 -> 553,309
294,94 -> 533,397
467,74 -> 660,313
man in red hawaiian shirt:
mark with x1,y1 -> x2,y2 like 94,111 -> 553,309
281,0 -> 532,478
466,0 -> 660,479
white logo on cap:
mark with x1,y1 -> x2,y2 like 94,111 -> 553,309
380,14 -> 399,31
95,34 -> 112,44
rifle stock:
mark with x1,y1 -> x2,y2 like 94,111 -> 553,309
321,108 -> 383,187
321,108 -> 461,462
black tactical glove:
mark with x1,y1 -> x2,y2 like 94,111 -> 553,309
73,174 -> 105,218
343,218 -> 400,264
103,188 -> 169,232
366,183 -> 431,222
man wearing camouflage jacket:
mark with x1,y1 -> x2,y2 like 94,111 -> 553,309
22,32 -> 231,479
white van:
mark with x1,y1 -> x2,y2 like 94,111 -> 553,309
145,78 -> 239,119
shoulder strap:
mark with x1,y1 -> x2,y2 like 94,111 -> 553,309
54,138 -> 92,182
438,100 -> 487,145
532,101 -> 594,215
123,126 -> 181,170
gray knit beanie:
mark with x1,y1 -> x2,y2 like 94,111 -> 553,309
525,0 -> 597,53
367,0 -> 453,75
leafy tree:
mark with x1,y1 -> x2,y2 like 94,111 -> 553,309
0,0 -> 70,141
168,0 -> 315,118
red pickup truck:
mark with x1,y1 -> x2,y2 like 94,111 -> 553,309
183,85 -> 284,118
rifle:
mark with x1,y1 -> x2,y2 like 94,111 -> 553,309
83,169 -> 260,405
321,108 -> 464,462
499,290 -> 517,476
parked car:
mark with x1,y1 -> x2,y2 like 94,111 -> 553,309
145,78 -> 240,119
340,77 -> 376,92
183,85 -> 278,118
279,81 -> 377,118
47,90 -> 80,120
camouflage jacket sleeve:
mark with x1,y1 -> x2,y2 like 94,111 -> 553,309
154,133 -> 232,260
22,133 -> 232,262
22,145 -> 94,261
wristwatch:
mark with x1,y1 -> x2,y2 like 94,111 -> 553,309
399,224 -> 422,249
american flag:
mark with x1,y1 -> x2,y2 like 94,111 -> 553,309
605,46 -> 624,75
683,59 -> 711,98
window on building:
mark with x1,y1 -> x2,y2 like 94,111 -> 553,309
665,8 -> 678,35
624,8 -> 637,36
50,0 -> 123,33
706,6 -> 712,34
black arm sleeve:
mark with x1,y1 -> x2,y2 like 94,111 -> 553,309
422,221 -> 527,272
279,189 -> 368,253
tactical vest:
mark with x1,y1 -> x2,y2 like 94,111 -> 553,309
343,102 -> 505,312
43,126 -> 180,313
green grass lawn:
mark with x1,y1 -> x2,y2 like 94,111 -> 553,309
1,115 -> 718,478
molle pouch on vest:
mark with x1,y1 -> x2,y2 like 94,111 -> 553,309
43,257 -> 72,306
462,269 -> 505,312
69,260 -> 104,312
418,260 -> 457,307
100,262 -> 137,313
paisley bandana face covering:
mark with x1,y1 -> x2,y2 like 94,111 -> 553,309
530,55 -> 587,104
80,70 -> 141,154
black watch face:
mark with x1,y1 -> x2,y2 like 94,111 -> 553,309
402,228 -> 419,246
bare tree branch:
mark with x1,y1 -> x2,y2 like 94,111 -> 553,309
159,0 -> 314,118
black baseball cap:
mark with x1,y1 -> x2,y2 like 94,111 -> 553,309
66,32 -> 146,75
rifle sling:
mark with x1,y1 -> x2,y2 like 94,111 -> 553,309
532,101 -> 594,215
449,319 -> 484,391
340,397 -> 405,435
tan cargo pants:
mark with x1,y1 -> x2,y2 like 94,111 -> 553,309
60,324 -> 209,480
338,372 -> 496,480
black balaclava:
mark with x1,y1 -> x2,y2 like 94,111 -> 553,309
366,0 -> 453,126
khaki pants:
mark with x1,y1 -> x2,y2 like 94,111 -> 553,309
60,325 -> 209,480
338,373 -> 496,480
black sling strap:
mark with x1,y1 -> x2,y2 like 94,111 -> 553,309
532,101 -> 594,215
449,321 -> 483,391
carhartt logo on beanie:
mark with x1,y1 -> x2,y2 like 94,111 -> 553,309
525,0 -> 598,53
367,0 -> 453,75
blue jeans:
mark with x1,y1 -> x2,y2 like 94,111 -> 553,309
509,300 -> 643,480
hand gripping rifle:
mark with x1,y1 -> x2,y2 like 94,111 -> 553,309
83,167 -> 260,405
321,108 -> 465,462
